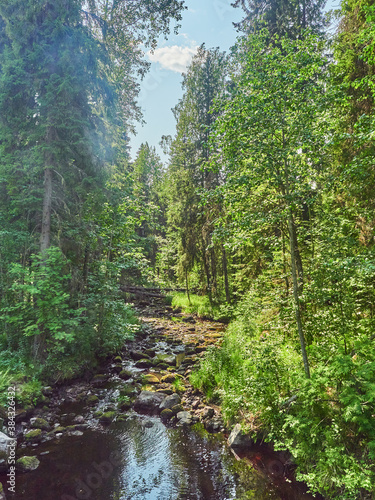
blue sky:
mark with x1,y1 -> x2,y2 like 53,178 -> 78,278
130,0 -> 340,163
130,0 -> 243,162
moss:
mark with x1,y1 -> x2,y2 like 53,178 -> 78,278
31,418 -> 50,430
87,395 -> 99,405
24,429 -> 42,442
16,456 -> 40,472
143,374 -> 160,384
119,370 -> 132,380
52,426 -> 66,433
160,408 -> 174,420
99,411 -> 116,424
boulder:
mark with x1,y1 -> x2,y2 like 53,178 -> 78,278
130,351 -> 150,361
171,404 -> 184,414
30,417 -> 51,431
73,416 -> 85,424
16,456 -> 40,472
99,411 -> 116,425
155,354 -> 176,366
204,418 -> 223,434
134,391 -> 166,413
24,429 -> 42,443
160,373 -> 177,384
227,424 -> 253,448
135,359 -> 153,369
176,411 -> 193,426
86,395 -> 99,406
160,409 -> 174,421
159,393 -> 181,411
143,374 -> 160,384
42,386 -> 53,397
119,370 -> 133,380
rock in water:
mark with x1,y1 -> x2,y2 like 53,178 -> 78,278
228,424 -> 253,448
16,456 -> 40,472
176,411 -> 192,426
134,391 -> 166,413
159,393 -> 181,411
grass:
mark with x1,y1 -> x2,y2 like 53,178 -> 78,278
171,292 -> 230,322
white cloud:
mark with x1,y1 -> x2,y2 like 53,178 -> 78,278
147,45 -> 198,73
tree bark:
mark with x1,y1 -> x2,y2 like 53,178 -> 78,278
40,167 -> 53,253
222,245 -> 230,303
186,270 -> 191,305
288,210 -> 310,378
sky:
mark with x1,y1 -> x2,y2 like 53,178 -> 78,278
129,0 -> 243,162
129,0 -> 340,163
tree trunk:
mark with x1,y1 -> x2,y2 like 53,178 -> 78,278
290,216 -> 304,294
222,245 -> 230,303
186,270 -> 191,305
35,127 -> 54,361
288,210 -> 310,378
282,227 -> 289,295
40,167 -> 53,253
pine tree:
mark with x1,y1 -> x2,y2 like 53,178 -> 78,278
232,0 -> 327,37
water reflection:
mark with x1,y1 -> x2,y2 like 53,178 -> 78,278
0,415 -> 308,500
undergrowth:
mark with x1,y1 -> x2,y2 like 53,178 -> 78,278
171,292 -> 230,322
190,293 -> 375,499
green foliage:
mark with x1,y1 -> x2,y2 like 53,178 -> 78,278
0,247 -> 83,353
171,292 -> 228,321
16,379 -> 43,407
192,290 -> 375,498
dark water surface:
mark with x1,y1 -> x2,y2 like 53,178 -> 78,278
0,412 -> 320,500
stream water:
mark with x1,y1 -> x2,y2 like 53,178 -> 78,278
0,406 -> 320,500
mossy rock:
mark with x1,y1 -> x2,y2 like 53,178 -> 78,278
155,362 -> 169,370
30,418 -> 50,431
161,408 -> 174,420
99,411 -> 116,425
87,395 -> 99,406
119,386 -> 138,397
16,456 -> 40,472
171,404 -> 184,414
25,429 -> 42,442
135,359 -> 153,369
161,373 -> 178,384
114,356 -> 123,363
52,426 -> 66,433
143,374 -> 160,384
119,370 -> 133,380
117,414 -> 128,422
113,364 -> 123,374
156,354 -> 176,366
118,400 -> 132,412
144,349 -> 156,357
156,388 -> 174,395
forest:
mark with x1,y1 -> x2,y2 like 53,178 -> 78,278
0,0 -> 374,498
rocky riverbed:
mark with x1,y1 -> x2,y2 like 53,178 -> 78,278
0,300 -> 323,499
